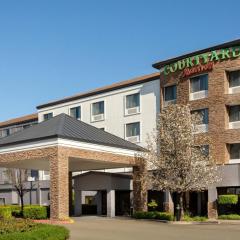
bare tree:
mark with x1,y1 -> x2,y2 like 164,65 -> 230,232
144,104 -> 221,220
7,169 -> 33,215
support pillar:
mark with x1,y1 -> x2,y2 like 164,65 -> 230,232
133,161 -> 147,212
208,187 -> 218,219
96,191 -> 102,215
107,189 -> 115,217
69,171 -> 73,216
197,192 -> 202,216
163,191 -> 174,214
74,189 -> 82,216
49,150 -> 69,220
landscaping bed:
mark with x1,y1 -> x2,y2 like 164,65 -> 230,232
218,214 -> 240,220
0,219 -> 69,240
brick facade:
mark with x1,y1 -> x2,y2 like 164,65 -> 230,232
160,57 -> 240,165
0,144 -> 142,219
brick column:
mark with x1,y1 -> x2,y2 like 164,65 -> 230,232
133,159 -> 147,212
208,187 -> 218,219
49,149 -> 69,220
163,191 -> 174,214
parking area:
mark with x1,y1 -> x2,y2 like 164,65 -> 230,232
66,216 -> 240,240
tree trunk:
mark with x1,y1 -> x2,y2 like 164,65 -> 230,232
20,192 -> 24,216
175,192 -> 184,221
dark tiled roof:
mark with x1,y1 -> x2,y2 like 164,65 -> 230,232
37,72 -> 159,109
0,113 -> 38,128
0,114 -> 143,151
152,39 -> 240,69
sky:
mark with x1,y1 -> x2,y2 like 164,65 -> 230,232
0,0 -> 239,121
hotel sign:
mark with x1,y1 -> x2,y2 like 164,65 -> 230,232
163,46 -> 240,77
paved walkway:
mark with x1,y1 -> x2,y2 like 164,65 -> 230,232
65,216 -> 240,240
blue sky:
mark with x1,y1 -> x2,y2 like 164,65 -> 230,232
0,0 -> 239,121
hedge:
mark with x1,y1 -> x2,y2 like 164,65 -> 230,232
0,207 -> 12,220
133,211 -> 174,221
218,214 -> 240,220
23,206 -> 48,219
0,205 -> 48,219
0,223 -> 69,240
218,195 -> 238,205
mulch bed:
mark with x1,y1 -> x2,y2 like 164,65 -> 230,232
33,219 -> 74,225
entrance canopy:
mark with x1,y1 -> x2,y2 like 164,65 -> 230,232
0,114 -> 143,171
0,114 -> 143,219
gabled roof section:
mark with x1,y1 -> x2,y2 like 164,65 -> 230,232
0,114 -> 143,151
0,113 -> 38,128
37,72 -> 159,109
152,39 -> 240,69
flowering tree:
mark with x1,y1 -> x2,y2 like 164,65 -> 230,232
145,104 -> 221,220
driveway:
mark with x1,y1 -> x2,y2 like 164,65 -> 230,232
66,216 -> 240,240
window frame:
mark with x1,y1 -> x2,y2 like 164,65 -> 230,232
164,85 -> 177,102
91,100 -> 105,122
125,121 -> 141,143
190,74 -> 208,93
43,112 -> 53,121
124,92 -> 141,116
69,106 -> 81,120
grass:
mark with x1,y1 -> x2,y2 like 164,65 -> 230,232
218,214 -> 240,220
0,219 -> 69,240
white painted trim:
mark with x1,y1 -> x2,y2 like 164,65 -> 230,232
0,138 -> 140,157
229,159 -> 240,164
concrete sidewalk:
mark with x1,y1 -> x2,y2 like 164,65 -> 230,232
65,216 -> 240,240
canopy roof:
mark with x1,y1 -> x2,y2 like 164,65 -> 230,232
0,113 -> 143,151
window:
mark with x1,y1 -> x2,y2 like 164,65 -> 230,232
190,74 -> 208,93
125,93 -> 140,115
229,143 -> 240,160
229,105 -> 240,122
164,85 -> 176,101
85,196 -> 94,205
126,122 -> 140,142
91,101 -> 105,121
70,106 -> 81,120
1,129 -> 10,137
43,112 -> 53,121
201,145 -> 209,156
99,128 -> 105,131
191,109 -> 209,125
0,198 -> 5,206
228,70 -> 240,88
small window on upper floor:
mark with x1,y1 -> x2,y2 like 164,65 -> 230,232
125,122 -> 140,143
125,93 -> 140,116
0,129 -> 10,138
190,74 -> 208,100
228,105 -> 240,129
43,112 -> 53,121
191,108 -> 208,133
229,143 -> 240,163
70,106 -> 81,120
164,85 -> 176,107
91,101 -> 105,122
228,70 -> 240,94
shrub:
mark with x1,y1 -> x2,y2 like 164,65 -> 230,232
0,222 -> 69,240
183,214 -> 207,222
0,207 -> 12,220
0,219 -> 37,234
148,200 -> 158,211
218,195 -> 238,205
133,211 -> 173,221
218,214 -> 240,220
23,206 -> 47,219
155,212 -> 174,221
